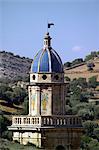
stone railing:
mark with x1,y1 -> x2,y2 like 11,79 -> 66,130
12,115 -> 82,127
41,116 -> 81,127
12,116 -> 41,126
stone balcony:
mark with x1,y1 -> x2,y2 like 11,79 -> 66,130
10,115 -> 82,129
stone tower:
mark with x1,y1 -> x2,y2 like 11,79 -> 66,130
8,32 -> 83,150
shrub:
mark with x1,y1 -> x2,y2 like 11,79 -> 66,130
83,121 -> 98,137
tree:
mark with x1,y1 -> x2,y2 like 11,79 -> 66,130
12,87 -> 27,105
64,62 -> 71,68
77,77 -> 87,89
88,76 -> 97,89
88,139 -> 99,150
0,84 -> 12,99
81,136 -> 99,150
80,92 -> 90,102
91,51 -> 97,57
0,115 -> 10,137
85,51 -> 98,61
80,135 -> 92,150
70,79 -> 82,103
78,109 -> 94,120
71,58 -> 83,66
21,96 -> 29,115
93,128 -> 99,141
87,62 -> 95,71
95,105 -> 99,119
83,121 -> 98,137
5,91 -> 13,104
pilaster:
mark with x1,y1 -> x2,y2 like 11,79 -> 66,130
36,86 -> 41,115
48,87 -> 52,115
28,86 -> 32,115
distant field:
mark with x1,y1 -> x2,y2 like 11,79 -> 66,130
64,58 -> 99,81
0,99 -> 23,115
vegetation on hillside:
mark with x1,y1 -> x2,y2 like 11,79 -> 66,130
85,51 -> 99,61
0,83 -> 27,105
64,58 -> 84,68
0,83 -> 29,149
64,50 -> 99,68
0,82 -> 29,116
65,76 -> 99,149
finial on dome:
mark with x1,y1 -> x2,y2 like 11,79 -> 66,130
44,32 -> 50,38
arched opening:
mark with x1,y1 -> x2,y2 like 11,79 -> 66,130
55,145 -> 65,150
32,75 -> 36,80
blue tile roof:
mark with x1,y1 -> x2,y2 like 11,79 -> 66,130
31,48 -> 63,73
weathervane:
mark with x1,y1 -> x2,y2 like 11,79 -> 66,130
47,23 -> 54,32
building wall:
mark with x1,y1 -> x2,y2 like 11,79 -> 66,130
13,128 -> 82,150
30,73 -> 64,83
28,83 -> 66,116
52,85 -> 65,115
13,132 -> 41,147
42,128 -> 82,150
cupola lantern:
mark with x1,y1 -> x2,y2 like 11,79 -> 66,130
44,32 -> 52,48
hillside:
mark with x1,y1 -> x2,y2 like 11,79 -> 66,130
1,50 -> 99,82
64,57 -> 99,81
0,51 -> 32,82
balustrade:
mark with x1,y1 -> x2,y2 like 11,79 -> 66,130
12,116 -> 81,127
41,116 -> 81,126
12,116 -> 41,126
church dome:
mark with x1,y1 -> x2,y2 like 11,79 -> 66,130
31,32 -> 63,73
31,49 -> 63,73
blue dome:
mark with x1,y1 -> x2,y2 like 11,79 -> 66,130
31,48 -> 63,73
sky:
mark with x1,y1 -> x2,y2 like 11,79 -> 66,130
0,0 -> 99,63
